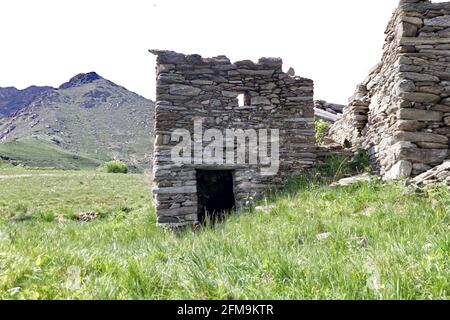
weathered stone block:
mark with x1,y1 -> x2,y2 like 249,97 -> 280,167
401,16 -> 423,27
395,80 -> 416,94
394,131 -> 449,145
395,120 -> 426,131
398,148 -> 448,164
221,91 -> 239,98
169,84 -> 202,96
399,72 -> 440,82
398,22 -> 418,37
444,116 -> 450,126
416,142 -> 448,149
442,98 -> 450,106
424,15 -> 450,28
384,160 -> 412,180
251,96 -> 271,105
399,108 -> 443,121
153,186 -> 197,194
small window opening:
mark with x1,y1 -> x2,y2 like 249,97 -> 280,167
237,92 -> 251,107
237,93 -> 245,107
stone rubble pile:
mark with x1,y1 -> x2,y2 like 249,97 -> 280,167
329,0 -> 450,182
413,160 -> 450,186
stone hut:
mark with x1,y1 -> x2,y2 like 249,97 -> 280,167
150,50 -> 316,226
330,0 -> 450,179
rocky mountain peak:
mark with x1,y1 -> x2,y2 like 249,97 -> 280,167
59,72 -> 103,89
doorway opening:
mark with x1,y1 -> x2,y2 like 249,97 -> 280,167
196,169 -> 236,223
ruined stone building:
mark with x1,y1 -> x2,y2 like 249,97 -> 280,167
330,0 -> 450,179
150,50 -> 316,226
150,0 -> 450,226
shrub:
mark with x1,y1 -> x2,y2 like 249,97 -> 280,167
104,161 -> 128,174
315,119 -> 330,145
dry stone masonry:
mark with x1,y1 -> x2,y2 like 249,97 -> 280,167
330,0 -> 450,179
150,50 -> 316,226
414,160 -> 450,186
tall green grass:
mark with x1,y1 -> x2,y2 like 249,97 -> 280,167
0,164 -> 448,300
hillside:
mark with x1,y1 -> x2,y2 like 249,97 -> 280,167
0,136 -> 102,170
0,73 -> 154,171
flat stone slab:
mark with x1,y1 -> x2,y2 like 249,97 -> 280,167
330,173 -> 377,187
424,15 -> 450,28
169,84 -> 202,96
153,186 -> 197,194
399,109 -> 443,121
394,131 -> 449,145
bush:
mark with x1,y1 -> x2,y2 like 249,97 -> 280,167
315,119 -> 330,145
104,161 -> 128,174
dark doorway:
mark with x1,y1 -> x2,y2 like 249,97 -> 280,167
196,170 -> 236,223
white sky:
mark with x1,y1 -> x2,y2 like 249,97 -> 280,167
0,0 -> 447,104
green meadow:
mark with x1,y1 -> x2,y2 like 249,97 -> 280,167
0,158 -> 448,299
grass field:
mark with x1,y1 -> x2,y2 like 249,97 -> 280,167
0,136 -> 102,170
0,164 -> 448,299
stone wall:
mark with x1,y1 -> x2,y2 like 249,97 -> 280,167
150,50 -> 316,226
330,0 -> 450,178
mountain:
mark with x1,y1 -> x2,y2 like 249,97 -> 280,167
0,85 -> 53,118
59,72 -> 103,89
0,73 -> 154,171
